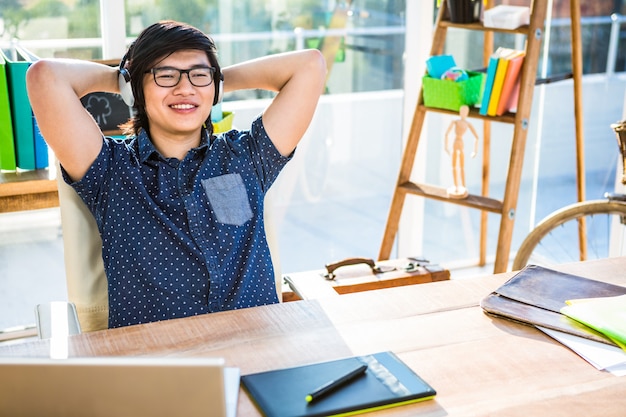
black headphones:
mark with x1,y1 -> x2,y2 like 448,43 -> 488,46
117,53 -> 223,107
117,59 -> 134,107
214,72 -> 224,105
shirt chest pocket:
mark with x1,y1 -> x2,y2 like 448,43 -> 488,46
202,173 -> 253,226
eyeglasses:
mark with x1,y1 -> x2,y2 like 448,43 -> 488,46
148,66 -> 216,88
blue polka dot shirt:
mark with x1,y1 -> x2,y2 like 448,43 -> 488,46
63,115 -> 292,328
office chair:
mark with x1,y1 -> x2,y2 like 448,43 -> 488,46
27,159 -> 106,338
53,168 -> 109,333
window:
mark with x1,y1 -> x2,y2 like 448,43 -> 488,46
0,0 -> 102,59
124,0 -> 405,97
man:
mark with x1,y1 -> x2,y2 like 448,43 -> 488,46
27,20 -> 326,328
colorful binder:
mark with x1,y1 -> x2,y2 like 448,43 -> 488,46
1,46 -> 48,170
1,48 -> 35,170
0,52 -> 17,170
17,46 -> 48,169
241,351 -> 436,417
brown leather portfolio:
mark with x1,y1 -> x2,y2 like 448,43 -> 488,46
283,257 -> 450,301
480,264 -> 626,345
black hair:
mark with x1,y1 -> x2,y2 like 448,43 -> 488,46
120,20 -> 221,136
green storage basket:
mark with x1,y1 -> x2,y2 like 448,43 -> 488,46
422,71 -> 485,111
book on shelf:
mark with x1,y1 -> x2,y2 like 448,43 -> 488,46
479,47 -> 515,116
486,49 -> 523,116
495,50 -> 525,116
0,52 -> 16,171
241,351 -> 436,417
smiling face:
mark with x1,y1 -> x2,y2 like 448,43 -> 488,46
142,49 -> 215,149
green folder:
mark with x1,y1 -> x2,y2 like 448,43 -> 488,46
1,48 -> 36,170
561,295 -> 626,351
241,351 -> 436,417
0,53 -> 16,171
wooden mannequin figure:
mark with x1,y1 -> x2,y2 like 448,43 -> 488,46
444,104 -> 479,199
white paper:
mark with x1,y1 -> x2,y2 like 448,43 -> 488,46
537,326 -> 626,377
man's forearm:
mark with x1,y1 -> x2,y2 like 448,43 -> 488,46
28,58 -> 119,100
222,49 -> 324,94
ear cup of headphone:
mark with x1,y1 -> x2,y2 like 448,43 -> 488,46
214,73 -> 224,105
118,50 -> 135,107
118,67 -> 135,107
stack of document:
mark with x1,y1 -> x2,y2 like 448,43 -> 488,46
539,326 -> 626,376
540,294 -> 626,376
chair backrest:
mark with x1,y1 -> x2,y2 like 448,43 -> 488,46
264,186 -> 283,301
56,170 -> 109,332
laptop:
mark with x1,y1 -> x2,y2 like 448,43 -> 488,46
0,356 -> 239,417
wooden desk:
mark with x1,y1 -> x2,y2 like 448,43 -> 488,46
0,169 -> 58,213
2,257 -> 626,416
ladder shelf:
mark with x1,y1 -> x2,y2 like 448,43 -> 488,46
379,0 -> 583,273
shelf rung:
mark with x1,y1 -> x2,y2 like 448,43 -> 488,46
399,182 -> 504,213
417,105 -> 517,124
438,20 -> 530,35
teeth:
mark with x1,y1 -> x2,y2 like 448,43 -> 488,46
171,104 -> 195,109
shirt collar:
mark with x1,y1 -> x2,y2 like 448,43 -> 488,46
137,128 -> 211,163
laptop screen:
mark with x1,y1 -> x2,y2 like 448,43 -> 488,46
0,356 -> 239,417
